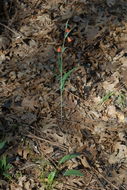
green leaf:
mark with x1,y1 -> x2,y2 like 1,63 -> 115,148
117,93 -> 126,107
60,68 -> 76,91
1,156 -> 7,169
59,153 -> 80,165
65,20 -> 69,30
63,169 -> 84,177
61,47 -> 67,53
64,31 -> 70,39
57,54 -> 63,73
48,170 -> 57,184
100,91 -> 114,104
0,141 -> 6,149
3,172 -> 11,179
5,163 -> 12,170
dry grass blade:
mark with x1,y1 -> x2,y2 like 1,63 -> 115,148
92,167 -> 120,190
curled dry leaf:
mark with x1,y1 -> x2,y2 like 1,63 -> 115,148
116,111 -> 125,123
79,155 -> 91,169
107,105 -> 117,118
17,147 -> 30,160
0,51 -> 6,64
0,35 -> 10,49
108,142 -> 127,165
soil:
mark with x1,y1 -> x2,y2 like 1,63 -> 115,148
0,0 -> 127,189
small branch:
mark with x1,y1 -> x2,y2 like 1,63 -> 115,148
0,22 -> 21,37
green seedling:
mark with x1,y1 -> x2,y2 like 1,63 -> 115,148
15,171 -> 23,179
45,153 -> 84,189
47,170 -> 57,186
0,155 -> 12,179
40,170 -> 57,190
100,91 -> 114,104
116,93 -> 126,108
0,141 -> 12,179
0,141 -> 6,149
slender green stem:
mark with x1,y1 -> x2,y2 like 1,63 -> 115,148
59,20 -> 69,121
60,52 -> 63,121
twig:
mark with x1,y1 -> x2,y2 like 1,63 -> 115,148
0,22 -> 21,37
25,133 -> 68,150
19,163 -> 37,171
92,167 -> 120,190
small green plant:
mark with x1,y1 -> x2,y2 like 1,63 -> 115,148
47,170 -> 57,188
0,141 -> 12,179
14,171 -> 23,179
0,156 -> 12,179
57,20 -> 75,120
44,153 -> 84,189
100,91 -> 126,109
100,91 -> 114,104
116,93 -> 126,108
0,141 -> 6,149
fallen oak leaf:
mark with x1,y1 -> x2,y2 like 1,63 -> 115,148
79,155 -> 91,169
22,96 -> 38,111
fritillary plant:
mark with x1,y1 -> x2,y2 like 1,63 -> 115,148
57,20 -> 75,120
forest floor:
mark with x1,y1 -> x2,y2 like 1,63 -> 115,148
0,0 -> 127,189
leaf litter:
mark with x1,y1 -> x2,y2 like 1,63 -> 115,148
0,0 -> 127,189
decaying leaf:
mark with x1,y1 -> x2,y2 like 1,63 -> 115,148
79,156 -> 91,169
109,142 -> 127,165
107,105 -> 117,118
21,113 -> 37,124
22,96 -> 38,111
0,35 -> 10,49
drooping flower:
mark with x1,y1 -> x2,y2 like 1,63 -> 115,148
65,28 -> 71,33
67,37 -> 72,43
57,47 -> 62,53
